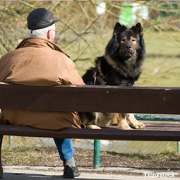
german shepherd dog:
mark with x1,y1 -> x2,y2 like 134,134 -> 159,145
79,22 -> 146,130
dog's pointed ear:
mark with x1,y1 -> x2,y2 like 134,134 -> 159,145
131,22 -> 143,36
113,22 -> 127,35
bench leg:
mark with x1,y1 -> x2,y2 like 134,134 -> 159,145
0,135 -> 3,179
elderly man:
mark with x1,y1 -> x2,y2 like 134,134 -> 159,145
0,8 -> 85,178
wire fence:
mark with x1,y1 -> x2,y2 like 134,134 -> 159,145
2,135 -> 179,154
1,0 -> 180,154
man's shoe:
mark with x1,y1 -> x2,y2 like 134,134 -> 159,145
63,165 -> 80,178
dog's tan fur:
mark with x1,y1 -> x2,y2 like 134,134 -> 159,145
84,113 -> 144,130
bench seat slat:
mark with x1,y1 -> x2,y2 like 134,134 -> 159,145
0,124 -> 180,141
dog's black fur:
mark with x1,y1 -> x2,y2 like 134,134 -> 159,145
79,22 -> 146,130
83,22 -> 146,86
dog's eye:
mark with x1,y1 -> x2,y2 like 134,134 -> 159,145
132,39 -> 136,42
121,39 -> 125,42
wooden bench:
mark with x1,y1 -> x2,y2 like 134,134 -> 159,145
0,84 -> 180,179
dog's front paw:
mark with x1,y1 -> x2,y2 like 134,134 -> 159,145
118,120 -> 132,130
126,113 -> 145,129
87,125 -> 101,129
131,122 -> 145,129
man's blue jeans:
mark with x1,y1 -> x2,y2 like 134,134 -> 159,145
53,138 -> 74,161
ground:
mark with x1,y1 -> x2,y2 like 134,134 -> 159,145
2,146 -> 180,174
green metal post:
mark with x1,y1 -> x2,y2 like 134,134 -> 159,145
9,136 -> 13,146
178,142 -> 180,154
94,139 -> 100,169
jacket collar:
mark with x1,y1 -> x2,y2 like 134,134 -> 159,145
16,37 -> 70,58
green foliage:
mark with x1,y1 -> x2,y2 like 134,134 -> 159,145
162,150 -> 176,156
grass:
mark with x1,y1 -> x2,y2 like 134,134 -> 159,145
2,145 -> 47,165
106,149 -> 180,162
162,150 -> 176,156
152,158 -> 161,162
130,156 -> 142,161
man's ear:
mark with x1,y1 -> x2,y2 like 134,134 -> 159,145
47,29 -> 55,42
113,22 -> 127,35
131,22 -> 143,36
47,30 -> 51,40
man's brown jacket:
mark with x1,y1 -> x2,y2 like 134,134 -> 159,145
0,37 -> 85,130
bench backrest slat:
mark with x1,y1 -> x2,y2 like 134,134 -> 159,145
0,84 -> 180,114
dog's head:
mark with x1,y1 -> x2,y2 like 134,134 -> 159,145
106,22 -> 146,61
